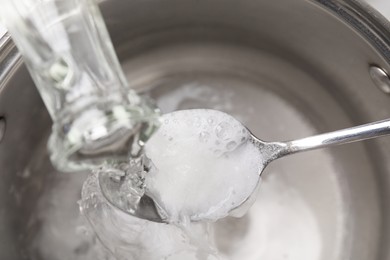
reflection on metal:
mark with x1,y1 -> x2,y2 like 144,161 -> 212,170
0,117 -> 5,143
370,66 -> 390,94
314,0 -> 390,63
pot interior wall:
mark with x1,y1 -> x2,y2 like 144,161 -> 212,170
1,0 -> 390,259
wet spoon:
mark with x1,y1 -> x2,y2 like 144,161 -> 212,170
100,109 -> 390,223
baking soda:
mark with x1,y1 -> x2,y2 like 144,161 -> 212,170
145,109 -> 263,222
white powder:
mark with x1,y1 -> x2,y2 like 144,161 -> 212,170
145,109 -> 263,222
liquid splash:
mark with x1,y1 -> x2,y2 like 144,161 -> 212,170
79,171 -> 226,260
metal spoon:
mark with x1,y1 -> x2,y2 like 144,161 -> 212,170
100,109 -> 390,223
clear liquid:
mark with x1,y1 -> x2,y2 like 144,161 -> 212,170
77,135 -> 221,259
97,158 -> 147,215
79,171 -> 225,260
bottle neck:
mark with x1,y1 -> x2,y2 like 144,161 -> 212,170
1,0 -> 160,171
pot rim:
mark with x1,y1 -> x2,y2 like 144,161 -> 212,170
315,0 -> 390,62
0,0 -> 390,68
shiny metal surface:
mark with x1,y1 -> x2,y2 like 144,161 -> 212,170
0,117 -> 5,143
370,66 -> 390,94
269,118 -> 390,158
98,168 -> 165,223
1,0 -> 390,259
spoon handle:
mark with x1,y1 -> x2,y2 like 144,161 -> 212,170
279,119 -> 390,156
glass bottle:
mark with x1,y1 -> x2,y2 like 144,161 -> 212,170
0,0 -> 160,172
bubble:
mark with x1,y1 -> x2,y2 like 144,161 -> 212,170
199,131 -> 210,143
164,119 -> 169,124
215,121 -> 232,140
226,141 -> 237,150
207,117 -> 215,125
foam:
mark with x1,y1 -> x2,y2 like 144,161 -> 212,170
145,109 -> 263,222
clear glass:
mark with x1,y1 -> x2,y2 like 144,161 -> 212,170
0,0 -> 160,171
79,171 -> 222,260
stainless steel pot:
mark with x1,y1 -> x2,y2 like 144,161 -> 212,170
1,0 -> 390,259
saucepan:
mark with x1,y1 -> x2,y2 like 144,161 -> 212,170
1,0 -> 390,259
